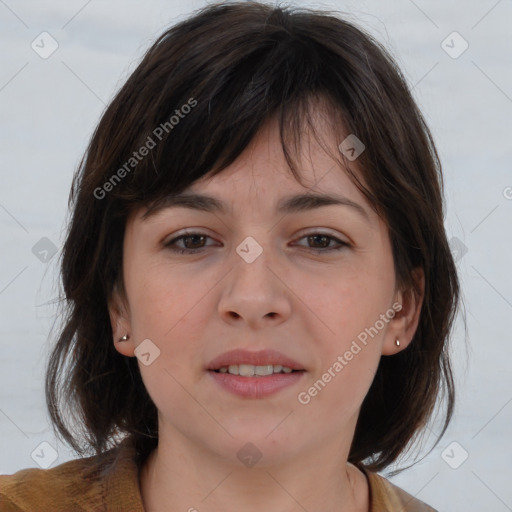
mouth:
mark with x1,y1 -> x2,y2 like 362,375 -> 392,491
212,364 -> 302,376
207,349 -> 306,398
207,348 -> 305,373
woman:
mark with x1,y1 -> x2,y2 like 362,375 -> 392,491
0,2 -> 460,511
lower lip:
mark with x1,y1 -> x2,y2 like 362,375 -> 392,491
208,370 -> 304,398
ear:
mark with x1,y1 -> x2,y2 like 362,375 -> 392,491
108,285 -> 135,357
381,267 -> 425,356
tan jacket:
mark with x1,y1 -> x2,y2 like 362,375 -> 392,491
0,437 -> 437,511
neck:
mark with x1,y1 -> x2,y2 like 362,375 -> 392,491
138,428 -> 369,512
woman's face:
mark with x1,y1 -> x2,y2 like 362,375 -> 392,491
111,116 -> 422,467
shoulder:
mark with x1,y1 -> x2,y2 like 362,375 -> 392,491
364,469 -> 438,512
0,452 -> 108,511
0,438 -> 144,512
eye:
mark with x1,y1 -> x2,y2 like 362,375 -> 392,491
164,231 -> 214,254
164,230 -> 349,254
294,232 -> 349,252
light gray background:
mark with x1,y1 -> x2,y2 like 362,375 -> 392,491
1,1 -> 511,510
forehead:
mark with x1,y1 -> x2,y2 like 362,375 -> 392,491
136,115 -> 374,224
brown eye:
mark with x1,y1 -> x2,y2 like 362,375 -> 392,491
164,232 -> 213,254
295,233 -> 349,252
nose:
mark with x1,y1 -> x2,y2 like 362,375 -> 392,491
217,240 -> 292,329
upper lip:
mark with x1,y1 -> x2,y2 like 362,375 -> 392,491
207,349 -> 305,371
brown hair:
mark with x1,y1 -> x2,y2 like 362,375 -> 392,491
45,1 -> 461,474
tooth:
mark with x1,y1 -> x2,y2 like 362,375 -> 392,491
255,365 -> 274,376
239,364 -> 255,376
222,364 -> 296,376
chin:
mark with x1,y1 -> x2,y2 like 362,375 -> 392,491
213,421 -> 304,462
217,437 -> 302,469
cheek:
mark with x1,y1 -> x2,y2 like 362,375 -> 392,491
298,246 -> 395,398
297,281 -> 388,419
125,256 -> 189,329
297,257 -> 394,344
125,259 -> 213,371
125,265 -> 206,404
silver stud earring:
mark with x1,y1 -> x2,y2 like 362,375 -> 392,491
395,338 -> 400,347
118,334 -> 130,342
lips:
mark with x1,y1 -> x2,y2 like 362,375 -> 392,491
206,349 -> 306,398
206,348 -> 305,372
217,364 -> 294,376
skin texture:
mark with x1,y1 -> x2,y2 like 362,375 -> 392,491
109,113 -> 424,512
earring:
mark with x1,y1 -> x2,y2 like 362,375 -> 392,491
118,334 -> 130,342
395,338 -> 400,347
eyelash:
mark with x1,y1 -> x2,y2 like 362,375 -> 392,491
164,231 -> 349,254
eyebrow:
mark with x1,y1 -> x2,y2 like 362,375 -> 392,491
141,192 -> 371,223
